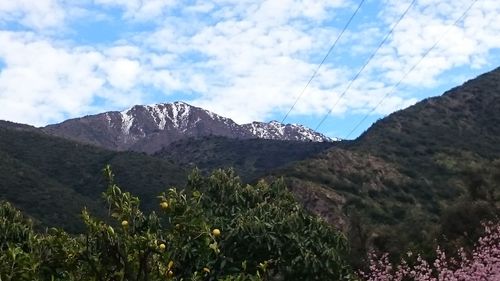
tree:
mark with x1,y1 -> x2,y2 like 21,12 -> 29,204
360,222 -> 500,281
0,167 -> 353,281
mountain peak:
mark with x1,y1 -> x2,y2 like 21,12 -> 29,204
44,101 -> 337,153
119,101 -> 197,134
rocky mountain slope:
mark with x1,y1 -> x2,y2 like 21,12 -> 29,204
43,102 -> 333,153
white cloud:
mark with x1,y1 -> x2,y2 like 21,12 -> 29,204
84,0 -> 498,125
99,58 -> 141,90
0,28 -> 193,126
373,0 -> 500,87
136,0 -> 354,123
94,0 -> 178,20
0,31 -> 171,126
0,32 -> 103,125
0,0 -> 66,29
0,0 -> 499,132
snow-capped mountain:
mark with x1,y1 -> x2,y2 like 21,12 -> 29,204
242,121 -> 334,142
43,102 -> 336,153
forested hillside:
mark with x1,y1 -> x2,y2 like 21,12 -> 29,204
279,67 -> 500,262
0,121 -> 187,232
155,136 -> 336,181
0,122 -> 335,231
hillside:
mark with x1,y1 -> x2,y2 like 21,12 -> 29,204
356,67 -> 500,161
154,136 -> 336,181
0,121 -> 336,232
0,122 -> 187,232
278,67 -> 500,261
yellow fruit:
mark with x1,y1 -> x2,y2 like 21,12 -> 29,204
159,243 -> 166,251
160,202 -> 169,210
212,228 -> 221,237
167,260 -> 174,270
121,220 -> 128,227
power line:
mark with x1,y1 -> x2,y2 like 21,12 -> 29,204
281,0 -> 366,124
344,0 -> 478,139
315,0 -> 417,131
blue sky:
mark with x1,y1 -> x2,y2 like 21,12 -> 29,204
0,0 -> 499,139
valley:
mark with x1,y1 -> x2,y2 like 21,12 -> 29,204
0,67 -> 499,277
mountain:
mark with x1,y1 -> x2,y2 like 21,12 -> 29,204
43,102 -> 333,154
0,121 -> 187,232
42,102 -> 252,154
2,65 -> 499,267
0,119 -> 334,232
276,67 -> 500,261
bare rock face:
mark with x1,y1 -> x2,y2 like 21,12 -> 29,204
43,102 -> 335,153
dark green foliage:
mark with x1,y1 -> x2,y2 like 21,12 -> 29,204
0,123 -> 187,232
0,201 -> 33,251
185,169 -> 351,280
0,168 -> 353,281
154,136 -> 335,182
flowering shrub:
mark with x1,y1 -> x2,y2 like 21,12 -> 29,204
361,222 -> 500,281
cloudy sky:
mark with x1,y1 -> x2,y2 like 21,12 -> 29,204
0,0 -> 499,139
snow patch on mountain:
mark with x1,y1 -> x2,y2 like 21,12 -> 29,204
242,120 -> 334,142
117,101 -> 336,142
167,102 -> 191,129
146,104 -> 169,130
105,113 -> 112,126
120,109 -> 134,135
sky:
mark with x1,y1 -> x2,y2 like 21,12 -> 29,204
0,0 -> 499,139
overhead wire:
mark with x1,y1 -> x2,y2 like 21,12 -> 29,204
281,0 -> 366,124
314,0 -> 417,131
344,0 -> 479,139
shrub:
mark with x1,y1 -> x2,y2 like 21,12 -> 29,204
360,222 -> 500,280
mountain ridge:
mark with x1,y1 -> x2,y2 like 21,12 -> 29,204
0,120 -> 336,232
43,101 -> 333,153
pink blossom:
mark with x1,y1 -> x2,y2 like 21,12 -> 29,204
361,222 -> 500,281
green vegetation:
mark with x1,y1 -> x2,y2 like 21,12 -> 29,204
0,123 -> 333,233
0,167 -> 352,280
0,122 -> 187,232
279,68 -> 500,265
1,68 -> 500,275
155,136 -> 335,182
